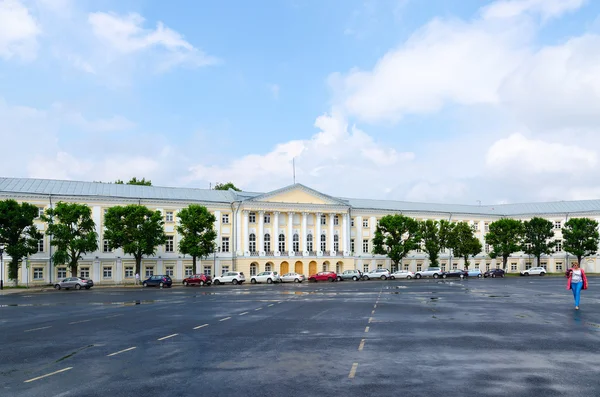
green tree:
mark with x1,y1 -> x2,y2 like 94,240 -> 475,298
42,202 -> 99,277
485,218 -> 524,270
420,220 -> 442,267
103,205 -> 166,275
448,222 -> 482,269
214,182 -> 241,191
372,214 -> 420,270
562,218 -> 600,265
115,177 -> 152,186
522,217 -> 556,267
176,204 -> 217,272
0,200 -> 43,282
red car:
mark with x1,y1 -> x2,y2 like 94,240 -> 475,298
308,271 -> 338,282
183,274 -> 212,286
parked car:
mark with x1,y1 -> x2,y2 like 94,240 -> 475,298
213,271 -> 246,285
390,270 -> 415,280
484,269 -> 505,278
183,274 -> 212,286
363,269 -> 391,280
466,268 -> 483,278
441,269 -> 468,279
414,267 -> 443,279
308,271 -> 338,282
280,272 -> 305,283
250,271 -> 280,284
54,277 -> 94,290
520,267 -> 546,276
143,275 -> 173,288
337,269 -> 363,281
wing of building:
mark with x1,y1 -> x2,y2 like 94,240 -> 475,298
1,177 -> 599,285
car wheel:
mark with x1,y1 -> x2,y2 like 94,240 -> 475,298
200,280 -> 205,286
232,279 -> 239,285
267,278 -> 273,284
492,274 -> 496,278
143,282 -> 148,287
364,276 -> 370,281
251,278 -> 256,284
390,276 -> 395,280
540,272 -> 545,276
442,274 -> 447,279
524,272 -> 529,276
294,278 -> 300,283
75,284 -> 81,290
433,274 -> 439,279
159,282 -> 164,288
337,276 -> 342,281
380,275 -> 386,280
415,274 -> 421,279
407,275 -> 412,279
478,274 -> 482,278
352,276 -> 358,281
214,280 -> 221,285
54,284 -> 61,290
183,281 -> 188,286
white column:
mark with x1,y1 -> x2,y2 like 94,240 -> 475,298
258,211 -> 264,254
370,216 -> 377,255
302,212 -> 308,253
214,210 -> 221,252
243,211 -> 249,254
273,212 -> 279,253
316,212 -> 322,252
236,209 -> 242,255
355,216 -> 363,255
329,213 -> 335,254
288,212 -> 293,254
342,213 -> 348,253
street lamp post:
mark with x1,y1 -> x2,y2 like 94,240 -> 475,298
0,244 -> 5,290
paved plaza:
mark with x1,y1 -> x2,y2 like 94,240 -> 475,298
1,277 -> 600,397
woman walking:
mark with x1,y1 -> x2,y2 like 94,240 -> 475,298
566,262 -> 588,310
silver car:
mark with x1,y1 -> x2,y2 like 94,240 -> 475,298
363,269 -> 391,280
280,272 -> 305,283
54,277 -> 94,290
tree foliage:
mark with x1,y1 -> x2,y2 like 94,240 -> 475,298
42,202 -> 98,277
522,217 -> 555,266
485,218 -> 523,269
214,182 -> 241,191
115,177 -> 152,186
372,215 -> 420,268
562,218 -> 600,265
448,222 -> 482,269
420,220 -> 443,267
0,200 -> 43,281
176,205 -> 217,271
103,205 -> 166,275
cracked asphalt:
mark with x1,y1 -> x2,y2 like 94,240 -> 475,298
1,276 -> 599,397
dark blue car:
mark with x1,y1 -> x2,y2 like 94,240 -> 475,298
142,275 -> 173,288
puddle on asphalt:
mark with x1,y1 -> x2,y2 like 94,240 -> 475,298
488,295 -> 510,298
56,344 -> 95,363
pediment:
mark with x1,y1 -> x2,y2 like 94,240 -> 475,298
248,184 -> 347,206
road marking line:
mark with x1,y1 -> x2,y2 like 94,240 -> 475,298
268,304 -> 274,307
348,363 -> 358,379
368,317 -> 373,323
157,334 -> 178,341
24,326 -> 52,332
239,312 -> 249,316
219,317 -> 231,322
358,339 -> 365,351
107,347 -> 136,357
105,314 -> 123,318
365,326 -> 369,333
277,301 -> 283,304
193,324 -> 209,329
68,319 -> 91,325
255,308 -> 262,311
24,367 -> 72,383
371,310 -> 375,315
374,304 -> 377,308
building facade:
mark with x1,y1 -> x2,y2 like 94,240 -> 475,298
1,177 -> 599,286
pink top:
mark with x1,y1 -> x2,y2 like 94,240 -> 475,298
566,267 -> 588,290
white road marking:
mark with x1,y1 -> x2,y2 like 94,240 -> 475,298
68,319 -> 91,325
348,363 -> 358,379
368,317 -> 373,323
157,334 -> 178,341
255,308 -> 262,311
365,326 -> 369,333
24,367 -> 72,383
268,304 -> 274,307
107,347 -> 136,357
24,326 -> 52,333
105,314 -> 123,318
239,312 -> 249,316
194,324 -> 209,329
358,339 -> 365,351
371,310 -> 375,315
219,317 -> 231,322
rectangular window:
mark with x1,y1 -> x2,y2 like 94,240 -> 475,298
486,263 -> 491,271
526,262 -> 532,270
485,244 -> 490,254
363,264 -> 369,273
264,214 -> 271,224
363,219 -> 369,228
33,267 -> 44,280
185,266 -> 193,276
511,263 -> 517,271
362,239 -> 369,253
417,264 -> 422,272
404,263 -> 409,270
320,235 -> 326,252
555,240 -> 562,252
38,207 -> 44,218
321,215 -> 327,225
540,262 -> 547,270
125,267 -> 134,278
103,239 -> 110,252
441,264 -> 446,272
222,214 -> 229,224
38,238 -> 44,253
350,239 -> 355,253
165,236 -> 174,252
249,212 -> 256,223
145,267 -> 154,277
556,262 -> 563,271
334,215 -> 339,226
377,263 -> 383,269
221,265 -> 230,274
452,263 -> 458,270
203,266 -> 211,276
165,266 -> 174,277
351,218 -> 354,227
104,208 -> 108,215
484,222 -> 489,232
472,222 -> 479,231
221,237 -> 230,253
554,221 -> 562,229
57,267 -> 67,278
80,267 -> 90,278
474,263 -> 480,269
103,266 -> 112,279
165,211 -> 174,222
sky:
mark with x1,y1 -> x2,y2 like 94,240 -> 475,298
2,0 -> 600,205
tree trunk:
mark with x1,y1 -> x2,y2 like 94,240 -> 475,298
193,256 -> 197,273
577,256 -> 583,266
135,256 -> 142,276
8,258 -> 20,281
536,255 -> 541,268
463,256 -> 469,269
70,260 -> 78,277
503,256 -> 508,270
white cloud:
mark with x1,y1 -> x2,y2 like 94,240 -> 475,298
0,0 -> 41,60
481,0 -> 586,21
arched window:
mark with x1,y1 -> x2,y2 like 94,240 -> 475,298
278,233 -> 286,252
265,262 -> 272,272
264,233 -> 271,252
336,262 -> 341,273
250,263 -> 257,276
321,234 -> 326,252
322,262 -> 328,272
334,234 -> 339,251
306,234 -> 313,251
293,234 -> 299,252
249,233 -> 256,252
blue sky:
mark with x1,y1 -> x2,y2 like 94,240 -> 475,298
2,0 -> 600,204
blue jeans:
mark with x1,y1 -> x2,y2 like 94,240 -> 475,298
572,281 -> 583,307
